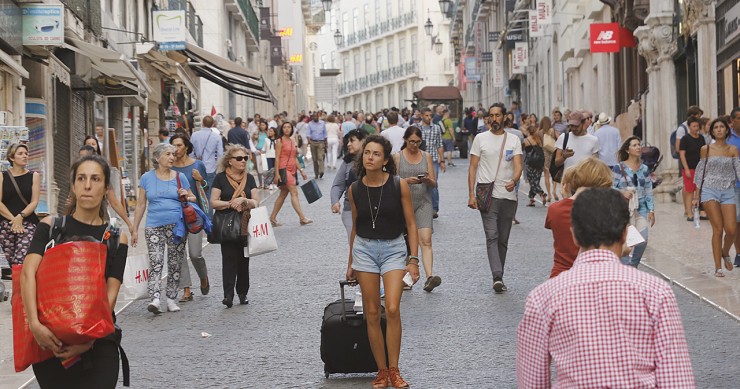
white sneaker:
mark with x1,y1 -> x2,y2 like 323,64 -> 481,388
166,298 -> 181,312
147,298 -> 162,314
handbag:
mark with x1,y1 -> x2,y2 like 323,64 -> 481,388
11,264 -> 54,372
176,173 -> 204,234
277,140 -> 295,186
120,254 -> 149,300
543,132 -> 556,154
247,206 -> 278,256
196,183 -> 210,215
300,179 -> 323,204
549,132 -> 570,183
475,132 -> 507,212
208,210 -> 246,244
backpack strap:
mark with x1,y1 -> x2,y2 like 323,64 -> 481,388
46,215 -> 67,251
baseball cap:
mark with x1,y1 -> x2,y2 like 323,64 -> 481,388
567,111 -> 586,126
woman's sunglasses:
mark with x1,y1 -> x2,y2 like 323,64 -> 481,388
232,156 -> 248,161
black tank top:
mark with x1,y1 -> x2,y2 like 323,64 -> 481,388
353,175 -> 404,239
2,171 -> 39,224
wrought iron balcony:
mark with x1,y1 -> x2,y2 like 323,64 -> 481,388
165,0 -> 204,46
337,61 -> 418,96
337,12 -> 417,50
236,0 -> 260,42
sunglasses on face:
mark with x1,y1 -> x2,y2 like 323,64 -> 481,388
407,140 -> 422,145
232,156 -> 248,161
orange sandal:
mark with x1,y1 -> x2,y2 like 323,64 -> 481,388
372,368 -> 389,389
388,367 -> 409,388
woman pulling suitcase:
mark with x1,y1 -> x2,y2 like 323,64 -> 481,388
346,135 -> 420,388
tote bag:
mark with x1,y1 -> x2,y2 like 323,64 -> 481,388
120,254 -> 149,300
248,206 -> 278,256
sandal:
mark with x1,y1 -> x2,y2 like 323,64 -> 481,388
541,193 -> 548,205
526,199 -> 536,207
388,367 -> 409,389
723,256 -> 734,271
715,268 -> 725,277
179,291 -> 193,303
270,218 -> 282,227
299,218 -> 313,226
372,368 -> 389,389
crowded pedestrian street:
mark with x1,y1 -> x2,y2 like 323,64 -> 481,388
3,159 -> 738,388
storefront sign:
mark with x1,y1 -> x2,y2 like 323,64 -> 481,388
153,10 -> 186,50
536,0 -> 552,25
465,57 -> 480,82
529,10 -> 542,38
493,50 -> 504,87
506,32 -> 524,42
489,32 -> 500,42
21,4 -> 63,46
724,2 -> 740,45
481,52 -> 493,62
512,42 -> 528,74
590,23 -> 635,53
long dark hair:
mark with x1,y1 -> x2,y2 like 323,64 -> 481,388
617,136 -> 641,162
67,155 -> 111,220
355,135 -> 396,177
83,135 -> 102,155
278,121 -> 294,138
400,126 -> 423,151
709,118 -> 731,140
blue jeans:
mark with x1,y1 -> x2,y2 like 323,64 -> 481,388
621,213 -> 649,267
432,161 -> 440,212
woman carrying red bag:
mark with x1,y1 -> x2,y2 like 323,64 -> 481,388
20,155 -> 129,388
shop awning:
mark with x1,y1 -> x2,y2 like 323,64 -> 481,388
180,43 -> 275,104
64,37 -> 151,96
141,48 -> 200,96
0,48 -> 28,79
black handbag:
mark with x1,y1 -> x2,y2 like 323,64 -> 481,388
208,210 -> 246,244
549,132 -> 569,183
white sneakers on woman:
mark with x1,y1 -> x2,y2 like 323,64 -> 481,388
166,298 -> 181,312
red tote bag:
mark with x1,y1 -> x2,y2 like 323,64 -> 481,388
34,241 -> 115,345
11,264 -> 53,372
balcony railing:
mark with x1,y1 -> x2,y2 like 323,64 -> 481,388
237,0 -> 260,41
337,61 -> 418,96
338,12 -> 416,50
61,0 -> 102,36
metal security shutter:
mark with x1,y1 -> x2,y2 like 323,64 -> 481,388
71,91 -> 88,154
54,80 -> 71,214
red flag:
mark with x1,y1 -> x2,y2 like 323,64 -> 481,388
211,105 -> 217,116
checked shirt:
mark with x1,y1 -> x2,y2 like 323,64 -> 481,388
420,123 -> 444,162
517,249 -> 695,388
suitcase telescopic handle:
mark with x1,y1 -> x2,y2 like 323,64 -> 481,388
339,280 -> 358,322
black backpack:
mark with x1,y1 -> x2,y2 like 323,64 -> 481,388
670,123 -> 687,159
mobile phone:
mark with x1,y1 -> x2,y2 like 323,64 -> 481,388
417,174 -> 426,179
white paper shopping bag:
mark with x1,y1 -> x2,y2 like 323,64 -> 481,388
120,254 -> 149,300
248,206 -> 278,256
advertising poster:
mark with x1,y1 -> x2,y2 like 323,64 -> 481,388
493,50 -> 505,87
153,10 -> 186,51
21,4 -> 63,46
25,100 -> 49,215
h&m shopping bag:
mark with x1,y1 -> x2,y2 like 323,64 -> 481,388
120,254 -> 149,300
248,206 -> 278,257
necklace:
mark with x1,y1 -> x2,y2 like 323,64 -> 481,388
365,177 -> 383,229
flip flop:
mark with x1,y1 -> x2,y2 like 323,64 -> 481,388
723,256 -> 734,271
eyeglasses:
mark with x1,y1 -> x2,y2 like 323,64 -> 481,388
232,156 -> 248,161
407,140 -> 422,145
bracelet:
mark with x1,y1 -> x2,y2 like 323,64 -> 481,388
406,256 -> 419,265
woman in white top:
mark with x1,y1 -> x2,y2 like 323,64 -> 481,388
261,123 -> 277,190
325,115 -> 342,170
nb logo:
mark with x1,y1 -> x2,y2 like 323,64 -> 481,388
596,31 -> 614,41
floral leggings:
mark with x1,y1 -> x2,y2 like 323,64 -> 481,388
145,224 -> 185,300
526,164 -> 546,200
0,219 -> 36,265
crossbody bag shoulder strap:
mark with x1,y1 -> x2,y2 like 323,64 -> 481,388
618,162 -> 629,186
699,144 -> 710,196
491,132 -> 508,184
197,131 -> 213,160
6,171 -> 30,206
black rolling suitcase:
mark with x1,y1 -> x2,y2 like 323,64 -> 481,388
321,281 -> 386,378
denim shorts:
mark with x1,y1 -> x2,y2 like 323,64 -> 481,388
701,187 -> 736,205
735,187 -> 740,222
351,234 -> 408,275
443,139 -> 456,152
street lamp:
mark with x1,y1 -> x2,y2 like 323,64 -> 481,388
438,0 -> 451,15
321,0 -> 332,12
434,38 -> 443,54
333,29 -> 343,46
424,18 -> 433,36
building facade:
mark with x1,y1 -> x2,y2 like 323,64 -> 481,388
335,0 -> 454,112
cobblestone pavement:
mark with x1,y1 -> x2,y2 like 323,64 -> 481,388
17,158 -> 740,388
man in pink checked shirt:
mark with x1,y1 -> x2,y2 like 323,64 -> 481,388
517,188 -> 695,388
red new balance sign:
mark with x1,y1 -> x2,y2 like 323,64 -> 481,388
590,23 -> 621,53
